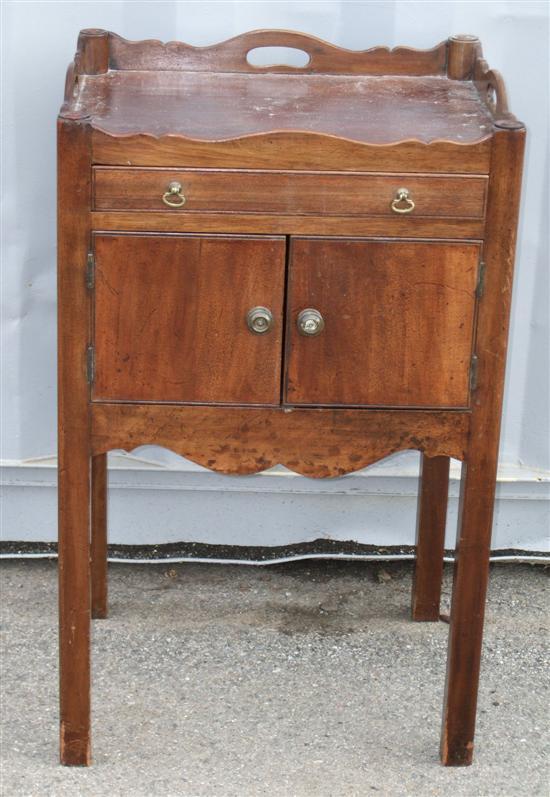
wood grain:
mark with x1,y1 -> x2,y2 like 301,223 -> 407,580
108,29 -> 448,76
75,29 -> 109,75
90,404 -> 470,476
285,238 -> 480,408
71,71 -> 494,146
57,119 -> 92,766
92,233 -> 286,404
412,454 -> 450,621
441,126 -> 526,766
91,130 -> 492,174
93,168 -> 488,219
91,211 -> 485,240
447,35 -> 480,81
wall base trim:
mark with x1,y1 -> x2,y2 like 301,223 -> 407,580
1,454 -> 548,552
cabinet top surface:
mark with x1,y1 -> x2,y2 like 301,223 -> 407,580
72,71 -> 495,144
60,30 -> 522,144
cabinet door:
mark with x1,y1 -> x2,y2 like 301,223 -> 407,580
93,233 -> 286,404
285,238 -> 480,408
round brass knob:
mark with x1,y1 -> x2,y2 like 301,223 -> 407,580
297,308 -> 324,336
247,306 -> 274,334
162,181 -> 186,207
390,187 -> 415,214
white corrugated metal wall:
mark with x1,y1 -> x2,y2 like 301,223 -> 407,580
1,1 -> 548,553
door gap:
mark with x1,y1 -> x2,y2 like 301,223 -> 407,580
279,235 -> 292,404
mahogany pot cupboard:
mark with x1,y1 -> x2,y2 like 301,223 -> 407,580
57,29 -> 525,767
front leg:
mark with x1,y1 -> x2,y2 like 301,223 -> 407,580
441,125 -> 525,765
58,445 -> 91,765
57,117 -> 93,765
440,450 -> 494,766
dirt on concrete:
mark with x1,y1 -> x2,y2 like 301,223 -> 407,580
0,559 -> 548,796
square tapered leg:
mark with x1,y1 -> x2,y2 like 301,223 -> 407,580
412,455 -> 450,621
91,453 -> 108,619
58,447 -> 91,765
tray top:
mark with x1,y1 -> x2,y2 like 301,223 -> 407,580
61,30 -> 521,144
73,71 -> 494,144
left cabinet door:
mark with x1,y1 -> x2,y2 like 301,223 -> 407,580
92,233 -> 286,404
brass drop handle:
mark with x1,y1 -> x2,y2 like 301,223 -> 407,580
297,308 -> 324,336
247,306 -> 274,334
390,187 -> 415,214
162,181 -> 186,207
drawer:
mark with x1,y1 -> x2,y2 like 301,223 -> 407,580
93,168 -> 488,219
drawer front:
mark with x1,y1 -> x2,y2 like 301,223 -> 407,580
285,238 -> 481,408
93,168 -> 488,219
92,233 -> 286,404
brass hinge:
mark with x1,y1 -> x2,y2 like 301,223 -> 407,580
469,353 -> 479,392
476,261 -> 486,299
86,252 -> 95,290
86,345 -> 95,384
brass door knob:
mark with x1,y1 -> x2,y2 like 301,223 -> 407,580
247,306 -> 274,334
297,308 -> 324,336
162,181 -> 186,207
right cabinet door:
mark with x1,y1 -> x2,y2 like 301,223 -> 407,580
285,238 -> 481,408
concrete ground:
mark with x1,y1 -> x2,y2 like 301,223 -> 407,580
0,558 -> 548,797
